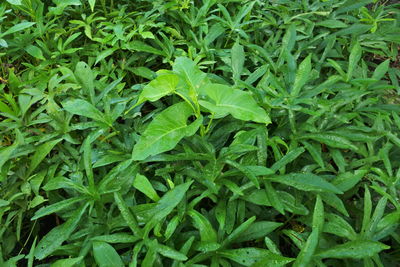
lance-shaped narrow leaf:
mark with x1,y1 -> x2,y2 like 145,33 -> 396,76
267,173 -> 343,194
28,138 -> 63,175
132,102 -> 202,160
74,62 -> 95,103
219,248 -> 293,266
346,41 -> 362,81
293,195 -> 324,267
315,240 -> 390,259
133,173 -> 160,202
93,241 -> 124,267
62,99 -> 106,123
188,209 -> 218,243
152,181 -> 193,221
231,41 -> 245,82
291,54 -> 312,96
34,203 -> 88,260
199,84 -> 270,124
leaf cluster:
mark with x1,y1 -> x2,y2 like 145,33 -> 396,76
1,0 -> 400,266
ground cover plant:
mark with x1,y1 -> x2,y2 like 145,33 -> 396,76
1,0 -> 400,266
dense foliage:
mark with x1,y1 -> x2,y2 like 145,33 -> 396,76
1,0 -> 400,266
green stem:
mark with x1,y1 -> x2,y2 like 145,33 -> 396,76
205,113 -> 214,134
175,92 -> 199,117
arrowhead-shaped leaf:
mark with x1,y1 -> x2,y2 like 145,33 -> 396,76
198,84 -> 270,124
173,57 -> 208,92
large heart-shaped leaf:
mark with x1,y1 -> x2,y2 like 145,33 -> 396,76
198,84 -> 270,124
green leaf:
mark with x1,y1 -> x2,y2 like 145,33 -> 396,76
366,197 -> 388,238
270,147 -> 305,172
264,181 -> 285,214
28,138 -> 62,175
267,173 -> 343,194
321,193 -> 349,216
62,99 -> 105,123
316,241 -> 390,259
313,195 -> 324,232
93,242 -> 124,267
316,19 -> 348,28
128,40 -> 165,56
114,192 -> 143,238
302,141 -> 325,168
133,174 -> 160,202
299,133 -> 359,151
1,22 -> 35,37
372,60 -> 390,80
219,248 -> 292,266
156,243 -> 188,261
88,0 -> 96,12
25,45 -> 45,60
323,213 -> 357,240
135,73 -> 179,107
293,196 -> 324,267
74,62 -> 95,103
231,41 -> 245,81
242,189 -> 271,206
173,57 -> 208,93
347,41 -> 362,81
291,54 -> 312,96
0,38 -> 7,47
50,256 -> 83,267
252,255 -> 294,267
222,216 -> 256,246
131,67 -> 155,80
164,215 -> 180,240
215,200 -> 227,230
293,230 -> 319,267
376,211 -> 400,240
140,31 -> 155,39
332,170 -> 368,192
0,199 -> 10,207
225,160 -> 260,188
234,221 -> 282,243
132,102 -> 201,160
6,0 -> 22,5
361,185 -> 373,237
94,48 -> 117,65
199,84 -> 270,124
32,196 -> 86,220
188,210 -> 218,243
142,240 -> 158,267
0,143 -> 18,171
34,204 -> 88,260
91,233 -> 140,244
152,181 -> 192,221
